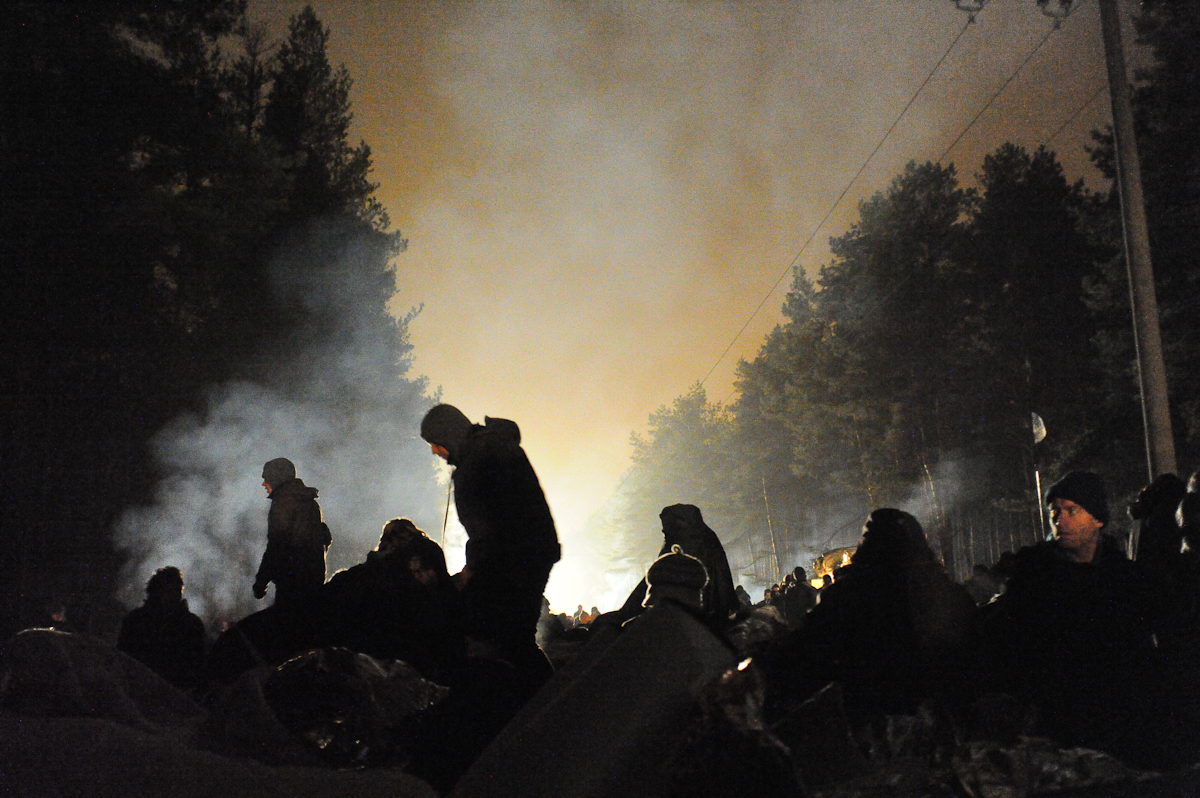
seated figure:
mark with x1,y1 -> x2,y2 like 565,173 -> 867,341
118,566 -> 207,692
979,470 -> 1198,768
316,518 -> 465,682
762,509 -> 975,725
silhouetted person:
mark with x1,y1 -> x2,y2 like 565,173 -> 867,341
420,404 -> 561,695
252,457 -> 329,609
317,518 -> 465,681
118,566 -> 206,692
781,567 -> 818,626
408,406 -> 562,792
1130,472 -> 1186,568
607,504 -> 739,631
763,509 -> 975,725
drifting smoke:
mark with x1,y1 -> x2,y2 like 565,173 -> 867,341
897,452 -> 986,533
115,220 -> 444,623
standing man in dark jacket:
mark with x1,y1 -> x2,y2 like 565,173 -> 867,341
420,404 -> 560,690
253,457 -> 330,608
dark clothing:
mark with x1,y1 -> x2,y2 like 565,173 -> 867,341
450,419 -> 559,681
978,535 -> 1193,767
254,478 -> 329,605
780,582 -> 818,626
451,421 -> 560,576
780,555 -> 976,723
316,537 -> 465,682
982,536 -> 1159,690
611,504 -> 740,630
117,599 -> 206,691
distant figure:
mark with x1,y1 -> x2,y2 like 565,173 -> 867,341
36,600 -> 73,633
608,504 -> 740,631
420,404 -> 561,695
252,457 -> 330,608
118,566 -> 206,691
780,567 -> 818,626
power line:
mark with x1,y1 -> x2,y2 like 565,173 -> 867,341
1041,82 -> 1107,148
937,0 -> 1083,164
696,14 -> 978,391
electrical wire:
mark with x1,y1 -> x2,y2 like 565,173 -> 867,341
697,14 -> 978,390
1040,82 -> 1107,148
937,0 -> 1083,164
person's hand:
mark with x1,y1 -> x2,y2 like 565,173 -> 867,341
452,567 -> 474,591
253,581 -> 267,599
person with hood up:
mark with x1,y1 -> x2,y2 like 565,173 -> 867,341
604,504 -> 740,631
252,457 -> 330,608
419,404 -> 560,692
763,508 -> 975,724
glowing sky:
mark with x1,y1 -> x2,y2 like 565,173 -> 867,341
251,0 -> 1138,610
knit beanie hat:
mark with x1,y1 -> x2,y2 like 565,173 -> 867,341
644,544 -> 710,611
262,457 -> 296,489
1045,470 -> 1109,526
420,404 -> 472,448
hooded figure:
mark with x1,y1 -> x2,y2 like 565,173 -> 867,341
609,504 -> 740,630
253,457 -> 330,607
762,509 -> 976,724
316,518 -> 465,681
420,404 -> 560,695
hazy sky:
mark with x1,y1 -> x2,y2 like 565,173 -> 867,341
251,0 -> 1137,609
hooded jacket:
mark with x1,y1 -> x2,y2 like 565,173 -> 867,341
451,418 -> 560,574
255,478 -> 329,595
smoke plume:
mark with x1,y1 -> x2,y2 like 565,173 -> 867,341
115,221 -> 444,623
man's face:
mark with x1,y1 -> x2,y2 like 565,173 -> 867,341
1049,498 -> 1103,561
262,479 -> 272,496
430,443 -> 450,460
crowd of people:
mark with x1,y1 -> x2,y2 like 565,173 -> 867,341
77,404 -> 1200,788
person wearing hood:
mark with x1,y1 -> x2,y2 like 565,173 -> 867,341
420,404 -> 560,693
761,509 -> 976,725
252,457 -> 330,608
605,504 -> 740,631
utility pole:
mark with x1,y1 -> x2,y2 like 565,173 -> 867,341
1097,0 -> 1177,479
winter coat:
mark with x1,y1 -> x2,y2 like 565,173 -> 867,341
451,420 -> 560,576
254,478 -> 329,597
317,540 -> 465,682
796,554 -> 976,721
982,535 -> 1159,682
117,600 -> 206,690
609,504 -> 741,631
